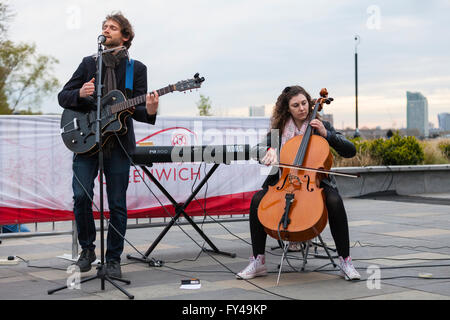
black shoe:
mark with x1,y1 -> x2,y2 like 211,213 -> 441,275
75,249 -> 96,272
106,260 -> 122,278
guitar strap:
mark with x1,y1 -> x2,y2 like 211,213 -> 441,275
125,58 -> 134,98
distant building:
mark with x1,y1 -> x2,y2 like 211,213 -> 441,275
322,113 -> 334,127
438,113 -> 450,131
249,106 -> 265,117
341,127 -> 392,139
406,91 -> 429,137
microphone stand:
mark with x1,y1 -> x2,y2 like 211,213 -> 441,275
93,36 -> 134,299
48,36 -> 134,299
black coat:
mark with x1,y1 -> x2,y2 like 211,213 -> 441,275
58,55 -> 156,155
258,121 -> 356,190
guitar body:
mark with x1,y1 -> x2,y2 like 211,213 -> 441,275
60,73 -> 205,154
60,90 -> 132,155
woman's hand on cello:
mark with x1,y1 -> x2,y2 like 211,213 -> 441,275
309,119 -> 328,138
261,148 -> 278,166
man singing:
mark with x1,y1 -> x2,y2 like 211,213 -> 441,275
58,12 -> 159,278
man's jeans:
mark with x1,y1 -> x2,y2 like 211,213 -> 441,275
72,145 -> 130,262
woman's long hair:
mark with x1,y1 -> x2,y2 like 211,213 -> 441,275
270,85 -> 315,133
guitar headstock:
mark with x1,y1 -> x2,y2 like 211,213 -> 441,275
174,73 -> 205,92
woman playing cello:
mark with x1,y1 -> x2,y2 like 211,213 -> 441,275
236,85 -> 360,281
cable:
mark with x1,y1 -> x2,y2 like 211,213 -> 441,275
313,260 -> 450,281
376,276 -> 450,280
155,163 -> 208,265
189,162 -> 254,249
355,257 -> 450,262
356,167 -> 394,197
315,262 -> 450,272
190,162 -> 209,260
112,132 -> 297,300
15,256 -> 67,271
199,214 -> 253,246
312,251 -> 450,282
357,170 -> 367,196
196,205 -> 450,284
380,166 -> 395,193
352,241 -> 450,251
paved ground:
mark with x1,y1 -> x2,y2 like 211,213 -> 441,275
1,192 -> 450,307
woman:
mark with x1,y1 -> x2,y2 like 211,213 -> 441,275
237,85 -> 360,281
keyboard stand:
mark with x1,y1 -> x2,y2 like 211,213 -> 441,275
127,163 -> 236,265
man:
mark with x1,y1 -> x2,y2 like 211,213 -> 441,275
58,12 -> 159,278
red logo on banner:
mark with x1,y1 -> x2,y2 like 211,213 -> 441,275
171,133 -> 187,146
136,127 -> 198,146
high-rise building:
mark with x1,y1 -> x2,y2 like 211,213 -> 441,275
406,91 -> 429,137
249,105 -> 265,117
438,113 -> 450,131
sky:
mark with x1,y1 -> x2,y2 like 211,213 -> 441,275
6,0 -> 450,129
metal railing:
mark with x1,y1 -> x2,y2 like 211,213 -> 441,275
0,215 -> 249,258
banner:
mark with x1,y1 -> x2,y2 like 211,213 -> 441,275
0,115 -> 270,224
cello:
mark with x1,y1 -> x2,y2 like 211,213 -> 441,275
257,88 -> 335,243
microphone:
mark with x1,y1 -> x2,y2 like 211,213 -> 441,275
97,35 -> 106,44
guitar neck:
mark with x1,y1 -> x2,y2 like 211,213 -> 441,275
110,84 -> 176,114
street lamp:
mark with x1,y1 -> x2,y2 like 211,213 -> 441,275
354,35 -> 361,138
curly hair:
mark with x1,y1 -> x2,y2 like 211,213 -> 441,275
270,85 -> 316,133
103,12 -> 135,49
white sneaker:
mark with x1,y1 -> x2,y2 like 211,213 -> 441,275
236,255 -> 267,280
339,256 -> 361,281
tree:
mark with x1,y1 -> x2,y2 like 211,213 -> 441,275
0,2 -> 12,114
0,2 -> 13,41
0,1 -> 60,114
196,94 -> 212,116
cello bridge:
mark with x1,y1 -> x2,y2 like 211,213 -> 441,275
288,174 -> 302,187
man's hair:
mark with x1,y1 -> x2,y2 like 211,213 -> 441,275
103,12 -> 135,49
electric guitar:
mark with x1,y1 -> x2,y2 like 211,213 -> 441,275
60,73 -> 205,155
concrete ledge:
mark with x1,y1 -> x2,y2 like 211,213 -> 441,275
332,164 -> 450,197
